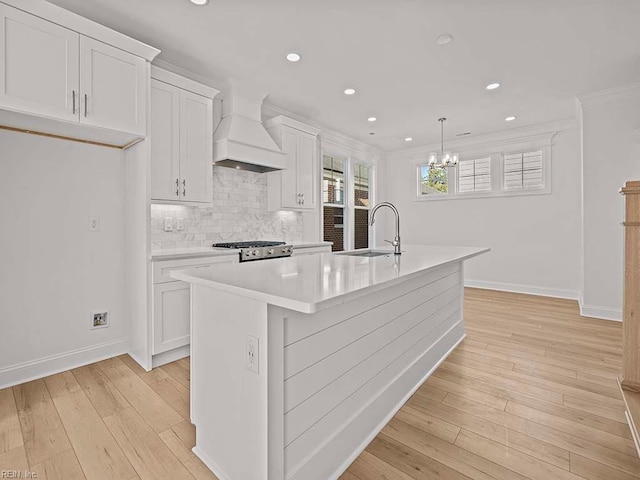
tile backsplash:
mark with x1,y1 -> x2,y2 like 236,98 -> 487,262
151,167 -> 304,250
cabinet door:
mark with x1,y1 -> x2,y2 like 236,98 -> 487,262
297,132 -> 316,209
153,281 -> 191,354
0,4 -> 79,121
280,126 -> 300,209
150,79 -> 180,201
179,90 -> 212,203
79,36 -> 146,135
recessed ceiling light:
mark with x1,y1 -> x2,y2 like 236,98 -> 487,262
344,88 -> 356,95
505,116 -> 517,122
286,53 -> 301,62
404,137 -> 413,142
368,117 -> 377,122
486,82 -> 501,90
437,34 -> 453,45
190,0 -> 208,5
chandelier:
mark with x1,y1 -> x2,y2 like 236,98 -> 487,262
428,117 -> 459,168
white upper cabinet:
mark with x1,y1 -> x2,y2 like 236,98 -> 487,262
150,68 -> 218,205
279,126 -> 300,209
0,4 -> 79,122
150,79 -> 180,200
79,36 -> 146,135
180,90 -> 213,203
0,2 -> 158,144
266,116 -> 320,211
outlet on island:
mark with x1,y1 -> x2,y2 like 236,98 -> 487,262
246,335 -> 259,374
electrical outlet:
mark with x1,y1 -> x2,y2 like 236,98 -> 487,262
176,217 -> 185,231
91,311 -> 109,329
88,216 -> 100,232
164,217 -> 174,232
246,335 -> 259,374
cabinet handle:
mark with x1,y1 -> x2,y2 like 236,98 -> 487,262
84,94 -> 88,117
175,178 -> 179,197
182,179 -> 186,197
72,90 -> 76,114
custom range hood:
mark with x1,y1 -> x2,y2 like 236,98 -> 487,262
212,87 -> 286,173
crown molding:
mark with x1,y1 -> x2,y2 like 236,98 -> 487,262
577,82 -> 640,107
262,101 -> 385,161
387,118 -> 576,161
264,115 -> 321,136
152,59 -> 223,92
151,66 -> 219,99
1,0 -> 160,61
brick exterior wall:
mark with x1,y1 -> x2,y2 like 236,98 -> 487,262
323,206 -> 344,252
354,208 -> 369,249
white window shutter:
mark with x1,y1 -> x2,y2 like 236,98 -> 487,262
458,157 -> 491,193
504,151 -> 543,190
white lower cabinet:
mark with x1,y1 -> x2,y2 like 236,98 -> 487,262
153,281 -> 190,354
152,255 -> 237,356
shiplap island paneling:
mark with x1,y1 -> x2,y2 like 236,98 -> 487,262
173,245 -> 487,480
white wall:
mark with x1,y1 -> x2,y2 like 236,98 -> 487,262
0,130 -> 128,387
380,125 -> 582,299
579,86 -> 640,320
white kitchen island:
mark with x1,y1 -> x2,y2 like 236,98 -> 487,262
172,245 -> 488,480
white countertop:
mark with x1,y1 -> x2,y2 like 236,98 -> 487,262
151,241 -> 332,261
171,245 -> 489,313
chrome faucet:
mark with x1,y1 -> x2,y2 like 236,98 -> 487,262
370,202 -> 401,255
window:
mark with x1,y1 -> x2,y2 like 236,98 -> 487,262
504,151 -> 543,190
458,157 -> 491,193
323,156 -> 345,251
419,165 -> 448,195
353,164 -> 370,249
416,142 -> 551,201
322,156 -> 375,251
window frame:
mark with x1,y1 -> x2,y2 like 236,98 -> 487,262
352,163 -> 371,250
414,138 -> 552,202
321,152 -> 376,251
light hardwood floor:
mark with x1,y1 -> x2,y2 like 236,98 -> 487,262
1,289 -> 638,479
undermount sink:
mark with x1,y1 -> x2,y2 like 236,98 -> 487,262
336,250 -> 392,258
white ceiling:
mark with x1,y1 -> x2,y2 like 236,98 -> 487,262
49,0 -> 640,151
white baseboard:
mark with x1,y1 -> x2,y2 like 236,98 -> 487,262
579,303 -> 622,322
152,344 -> 190,368
193,446 -> 231,480
0,338 -> 129,389
465,279 -> 623,322
464,279 -> 579,300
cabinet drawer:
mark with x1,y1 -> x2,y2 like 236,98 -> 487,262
153,255 -> 237,284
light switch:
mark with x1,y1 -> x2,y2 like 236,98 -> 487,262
88,216 -> 100,232
164,217 -> 174,232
